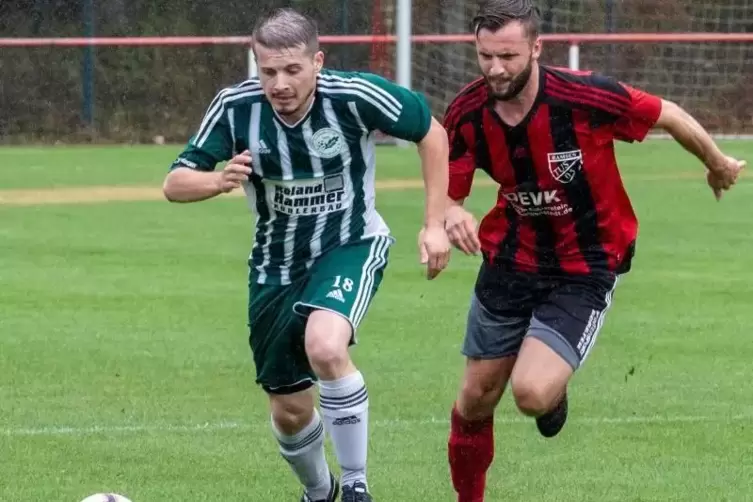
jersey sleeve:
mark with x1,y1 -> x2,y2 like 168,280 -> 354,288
443,101 -> 476,201
352,72 -> 432,143
170,92 -> 234,172
612,83 -> 662,142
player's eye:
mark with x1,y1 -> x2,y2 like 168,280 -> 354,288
262,69 -> 276,77
286,66 -> 302,75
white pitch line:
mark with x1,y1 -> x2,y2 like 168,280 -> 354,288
2,421 -> 246,437
2,413 -> 749,437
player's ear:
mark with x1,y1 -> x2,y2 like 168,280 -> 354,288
313,50 -> 324,72
531,37 -> 542,60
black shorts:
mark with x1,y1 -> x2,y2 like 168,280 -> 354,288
462,261 -> 620,370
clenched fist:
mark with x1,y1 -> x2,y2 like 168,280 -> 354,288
706,155 -> 745,200
217,150 -> 254,193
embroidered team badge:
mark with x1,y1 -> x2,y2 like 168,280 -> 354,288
311,127 -> 345,159
547,149 -> 583,184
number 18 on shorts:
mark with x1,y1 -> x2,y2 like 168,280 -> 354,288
248,235 -> 392,393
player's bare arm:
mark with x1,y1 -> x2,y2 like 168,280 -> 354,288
655,100 -> 746,199
416,116 -> 452,279
162,151 -> 253,203
445,197 -> 480,256
442,97 -> 481,256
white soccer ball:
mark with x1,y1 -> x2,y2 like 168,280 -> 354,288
80,494 -> 132,502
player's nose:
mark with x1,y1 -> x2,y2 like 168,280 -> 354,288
488,62 -> 506,78
274,75 -> 291,91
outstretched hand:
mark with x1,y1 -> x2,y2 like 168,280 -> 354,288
418,225 -> 451,280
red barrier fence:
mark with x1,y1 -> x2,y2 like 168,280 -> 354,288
2,33 -> 751,142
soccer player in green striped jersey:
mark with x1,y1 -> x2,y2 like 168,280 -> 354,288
162,8 -> 451,502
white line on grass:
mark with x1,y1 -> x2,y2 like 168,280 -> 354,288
3,413 -> 749,437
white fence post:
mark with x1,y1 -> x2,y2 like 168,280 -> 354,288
568,42 -> 580,70
395,0 -> 412,147
248,47 -> 258,78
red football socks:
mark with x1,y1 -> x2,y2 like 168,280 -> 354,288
448,404 -> 494,502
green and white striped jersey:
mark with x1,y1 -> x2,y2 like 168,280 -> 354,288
171,69 -> 432,285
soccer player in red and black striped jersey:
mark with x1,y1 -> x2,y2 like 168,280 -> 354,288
444,1 -> 746,501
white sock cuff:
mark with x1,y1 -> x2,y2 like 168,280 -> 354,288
318,371 -> 366,396
319,371 -> 369,417
271,409 -> 324,450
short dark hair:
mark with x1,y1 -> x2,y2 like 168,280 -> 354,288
472,0 -> 541,39
252,8 -> 319,53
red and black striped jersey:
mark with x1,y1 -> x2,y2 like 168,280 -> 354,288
444,65 -> 662,275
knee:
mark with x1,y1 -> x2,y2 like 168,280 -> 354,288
270,396 -> 313,435
458,376 -> 503,421
510,378 -> 556,417
305,312 -> 351,373
305,332 -> 347,370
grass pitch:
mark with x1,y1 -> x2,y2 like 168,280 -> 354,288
1,142 -> 752,501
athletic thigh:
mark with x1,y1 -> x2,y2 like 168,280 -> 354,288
248,279 -> 316,394
463,262 -> 541,360
293,235 -> 392,340
527,273 -> 620,370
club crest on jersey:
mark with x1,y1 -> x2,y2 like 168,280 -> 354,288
311,127 -> 345,159
547,149 -> 583,184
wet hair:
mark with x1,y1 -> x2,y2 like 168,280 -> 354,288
252,8 -> 319,53
472,0 -> 541,40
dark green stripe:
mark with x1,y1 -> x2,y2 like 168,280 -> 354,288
249,176 -> 270,274
229,103 -> 250,153
290,215 -> 316,279
283,124 -> 314,178
345,105 -> 368,240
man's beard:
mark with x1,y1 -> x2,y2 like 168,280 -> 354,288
486,57 -> 533,102
274,85 -> 315,116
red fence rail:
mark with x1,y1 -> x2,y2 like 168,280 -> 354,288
3,33 -> 753,46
